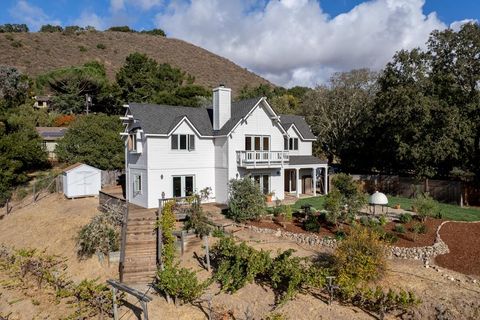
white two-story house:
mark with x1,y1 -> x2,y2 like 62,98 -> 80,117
122,86 -> 328,209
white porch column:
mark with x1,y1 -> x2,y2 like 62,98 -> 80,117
323,166 -> 328,195
296,168 -> 301,198
312,167 -> 316,196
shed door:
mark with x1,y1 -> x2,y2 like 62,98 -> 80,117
74,170 -> 93,196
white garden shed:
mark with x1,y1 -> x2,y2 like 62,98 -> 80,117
62,163 -> 102,198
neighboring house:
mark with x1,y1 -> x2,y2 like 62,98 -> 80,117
122,86 -> 328,209
33,95 -> 53,109
35,127 -> 67,160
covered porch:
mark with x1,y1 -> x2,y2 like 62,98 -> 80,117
284,156 -> 328,198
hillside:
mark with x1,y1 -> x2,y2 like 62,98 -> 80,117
0,31 -> 271,94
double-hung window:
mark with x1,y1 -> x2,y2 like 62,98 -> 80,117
284,137 -> 298,151
171,134 -> 195,151
133,174 -> 142,195
129,133 -> 138,152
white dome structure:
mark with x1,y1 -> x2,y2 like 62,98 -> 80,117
369,191 -> 388,205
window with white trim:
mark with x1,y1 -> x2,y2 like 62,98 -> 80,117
284,137 -> 298,151
128,133 -> 137,151
171,134 -> 195,150
133,174 -> 142,194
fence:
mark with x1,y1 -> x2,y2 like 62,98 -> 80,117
102,170 -> 123,187
347,174 -> 479,206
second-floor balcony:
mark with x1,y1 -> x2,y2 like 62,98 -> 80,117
236,150 -> 289,168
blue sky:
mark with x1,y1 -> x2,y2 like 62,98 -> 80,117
1,0 -> 478,30
0,0 -> 478,86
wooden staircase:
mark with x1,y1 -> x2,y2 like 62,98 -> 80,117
121,204 -> 158,285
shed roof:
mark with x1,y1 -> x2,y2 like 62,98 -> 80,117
62,162 -> 101,173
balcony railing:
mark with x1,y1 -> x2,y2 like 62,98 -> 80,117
236,150 -> 289,167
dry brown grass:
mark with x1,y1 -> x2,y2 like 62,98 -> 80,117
0,31 -> 271,95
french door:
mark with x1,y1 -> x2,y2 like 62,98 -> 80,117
253,174 -> 270,194
173,175 -> 194,197
245,136 -> 270,161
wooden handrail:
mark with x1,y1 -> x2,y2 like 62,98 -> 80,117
118,200 -> 129,283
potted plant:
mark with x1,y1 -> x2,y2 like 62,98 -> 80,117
265,191 -> 275,202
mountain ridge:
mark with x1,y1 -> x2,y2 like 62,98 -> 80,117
0,31 -> 272,95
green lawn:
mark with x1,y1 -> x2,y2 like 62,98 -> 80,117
289,195 -> 480,222
388,195 -> 480,221
291,196 -> 326,211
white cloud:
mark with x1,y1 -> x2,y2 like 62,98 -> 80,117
155,0 -> 450,87
9,0 -> 61,31
450,19 -> 478,32
73,11 -> 106,30
110,0 -> 125,13
110,0 -> 163,12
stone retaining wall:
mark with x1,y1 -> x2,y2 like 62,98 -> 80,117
238,223 -> 449,261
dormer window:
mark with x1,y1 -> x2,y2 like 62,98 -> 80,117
171,134 -> 195,151
284,137 -> 298,151
128,130 -> 143,153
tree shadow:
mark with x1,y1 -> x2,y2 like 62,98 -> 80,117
119,299 -> 143,320
312,252 -> 335,268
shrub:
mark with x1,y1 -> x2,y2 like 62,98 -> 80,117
211,237 -> 271,293
184,204 -> 212,237
410,222 -> 427,242
96,43 -> 106,50
40,24 -> 63,32
76,210 -> 123,258
303,212 -> 321,232
394,224 -> 406,234
399,213 -> 413,224
382,232 -> 398,244
72,279 -> 113,317
78,45 -> 87,52
378,215 -> 387,226
210,237 -> 328,304
54,114 -> 76,127
10,40 -> 22,47
269,249 -> 326,304
107,26 -> 135,32
227,177 -> 266,222
413,193 -> 439,222
334,226 -> 387,290
156,264 -> 208,304
141,28 -> 166,36
324,189 -> 343,226
348,286 -> 420,317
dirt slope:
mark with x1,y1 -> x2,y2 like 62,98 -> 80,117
0,193 -> 116,282
0,31 -> 271,94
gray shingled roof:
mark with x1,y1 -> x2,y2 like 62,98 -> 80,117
35,127 -> 68,140
128,103 -> 213,136
128,99 -> 316,140
215,97 -> 262,135
289,155 -> 327,165
280,114 -> 316,140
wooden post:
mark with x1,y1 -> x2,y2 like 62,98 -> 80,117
157,199 -> 163,269
181,230 -> 185,256
204,235 -> 211,272
112,287 -> 119,320
140,300 -> 149,320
